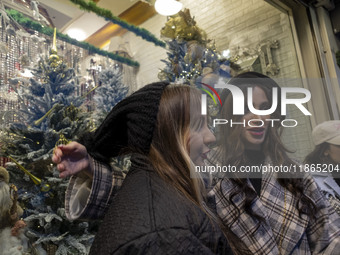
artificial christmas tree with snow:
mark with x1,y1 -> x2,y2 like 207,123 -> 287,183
93,66 -> 128,125
0,29 -> 96,254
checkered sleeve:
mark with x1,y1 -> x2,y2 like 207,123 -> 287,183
209,179 -> 280,255
305,174 -> 340,254
65,156 -> 125,220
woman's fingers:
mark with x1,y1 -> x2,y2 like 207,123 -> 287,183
57,163 -> 72,178
57,163 -> 65,172
59,169 -> 69,179
59,142 -> 83,154
52,142 -> 88,179
52,146 -> 65,162
53,143 -> 76,165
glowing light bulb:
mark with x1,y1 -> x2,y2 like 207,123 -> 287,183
155,0 -> 182,16
66,28 -> 87,41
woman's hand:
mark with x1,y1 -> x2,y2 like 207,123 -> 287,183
52,141 -> 92,178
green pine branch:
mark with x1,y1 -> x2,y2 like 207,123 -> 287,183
6,9 -> 140,67
69,0 -> 166,48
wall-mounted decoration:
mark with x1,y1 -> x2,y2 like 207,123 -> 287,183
232,46 -> 260,74
258,40 -> 280,76
233,40 -> 280,76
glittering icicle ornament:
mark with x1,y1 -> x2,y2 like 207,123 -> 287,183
33,104 -> 59,126
8,156 -> 51,193
55,134 -> 69,147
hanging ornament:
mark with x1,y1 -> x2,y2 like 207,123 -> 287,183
34,104 -> 59,126
55,134 -> 69,147
8,156 -> 52,193
63,103 -> 80,121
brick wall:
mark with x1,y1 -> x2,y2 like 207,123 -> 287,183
120,0 -> 302,85
119,14 -> 167,91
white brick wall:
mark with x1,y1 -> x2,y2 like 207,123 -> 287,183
118,0 -> 302,85
118,14 -> 167,90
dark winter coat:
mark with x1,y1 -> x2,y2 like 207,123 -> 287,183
89,155 -> 232,255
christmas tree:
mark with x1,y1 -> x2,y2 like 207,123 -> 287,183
3,29 -> 91,164
92,66 -> 131,173
93,66 -> 128,125
158,9 -> 236,86
0,29 -> 96,254
157,9 -> 241,131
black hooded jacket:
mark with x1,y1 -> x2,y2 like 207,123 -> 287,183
89,155 -> 233,255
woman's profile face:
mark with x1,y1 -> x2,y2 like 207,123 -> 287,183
240,86 -> 271,150
188,116 -> 216,166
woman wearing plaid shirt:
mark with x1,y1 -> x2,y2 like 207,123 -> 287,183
208,72 -> 340,254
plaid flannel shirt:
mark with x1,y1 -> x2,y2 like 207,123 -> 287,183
65,156 -> 124,220
209,167 -> 340,254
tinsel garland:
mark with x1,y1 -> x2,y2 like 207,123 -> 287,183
6,9 -> 140,67
69,0 -> 166,48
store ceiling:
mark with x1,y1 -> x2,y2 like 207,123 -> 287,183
23,0 -> 157,48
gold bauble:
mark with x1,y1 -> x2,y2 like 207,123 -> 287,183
49,54 -> 59,62
41,183 -> 51,192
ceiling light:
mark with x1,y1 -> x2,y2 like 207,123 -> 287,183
155,0 -> 182,16
66,28 -> 87,41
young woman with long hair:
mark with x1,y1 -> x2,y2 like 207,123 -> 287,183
53,82 -> 233,254
208,72 -> 340,254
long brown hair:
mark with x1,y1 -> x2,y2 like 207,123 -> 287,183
148,84 -> 207,208
149,84 -> 243,253
214,72 -> 317,220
